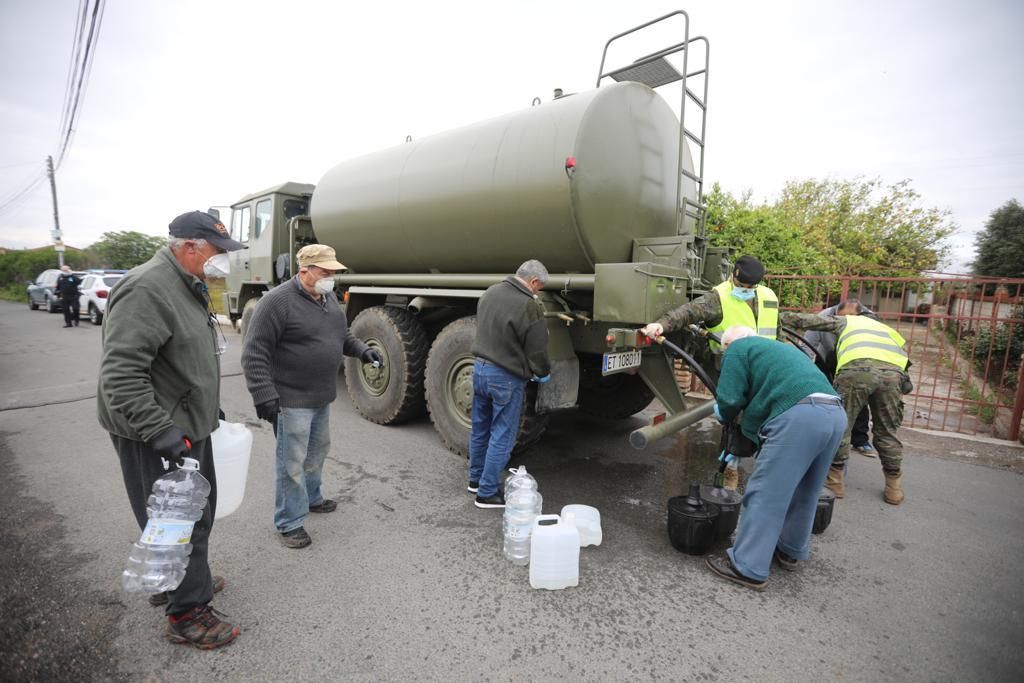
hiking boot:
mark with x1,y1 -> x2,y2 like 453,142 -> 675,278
773,549 -> 798,572
883,471 -> 904,505
705,554 -> 767,591
467,481 -> 479,494
309,499 -> 338,513
149,574 -> 225,607
854,443 -> 878,458
165,605 -> 239,650
723,466 -> 739,491
825,465 -> 845,498
280,526 -> 312,548
474,492 -> 506,509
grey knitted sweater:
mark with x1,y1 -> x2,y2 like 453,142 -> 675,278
241,277 -> 369,408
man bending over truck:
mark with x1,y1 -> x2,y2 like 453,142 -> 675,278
468,260 -> 551,508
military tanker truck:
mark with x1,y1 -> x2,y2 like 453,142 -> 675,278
223,11 -> 727,455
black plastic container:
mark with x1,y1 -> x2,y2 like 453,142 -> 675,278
699,484 -> 742,541
667,483 -> 718,555
812,488 -> 836,535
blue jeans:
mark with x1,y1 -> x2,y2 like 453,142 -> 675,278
274,405 -> 331,532
728,400 -> 847,581
468,360 -> 526,497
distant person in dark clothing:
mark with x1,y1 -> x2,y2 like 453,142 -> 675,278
55,265 -> 81,327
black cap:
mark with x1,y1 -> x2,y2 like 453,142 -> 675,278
168,211 -> 244,252
732,255 -> 765,286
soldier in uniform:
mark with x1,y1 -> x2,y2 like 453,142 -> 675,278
781,301 -> 911,505
642,255 -> 779,489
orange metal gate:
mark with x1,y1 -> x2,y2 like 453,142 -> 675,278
764,274 -> 1024,441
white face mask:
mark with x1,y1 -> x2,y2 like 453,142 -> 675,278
314,277 -> 335,295
203,252 -> 231,278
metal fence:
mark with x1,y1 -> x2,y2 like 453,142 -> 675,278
764,274 -> 1024,441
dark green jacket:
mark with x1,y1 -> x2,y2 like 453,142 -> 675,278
97,247 -> 221,443
472,276 -> 550,380
717,336 -> 837,445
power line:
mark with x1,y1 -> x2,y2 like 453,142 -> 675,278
56,0 -> 106,169
55,0 -> 88,147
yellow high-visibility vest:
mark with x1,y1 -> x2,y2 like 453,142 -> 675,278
709,280 -> 779,349
836,315 -> 908,371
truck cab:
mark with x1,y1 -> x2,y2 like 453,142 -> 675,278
223,182 -> 315,329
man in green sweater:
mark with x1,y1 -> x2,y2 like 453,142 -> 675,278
705,326 -> 847,591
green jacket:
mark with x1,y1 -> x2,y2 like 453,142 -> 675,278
97,247 -> 221,443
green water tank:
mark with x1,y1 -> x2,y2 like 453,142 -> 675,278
311,81 -> 693,275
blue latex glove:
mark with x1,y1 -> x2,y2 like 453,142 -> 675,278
718,451 -> 737,466
712,403 -> 725,423
532,374 -> 551,384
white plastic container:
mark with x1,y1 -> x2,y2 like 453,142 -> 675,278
560,504 -> 602,547
529,514 -> 580,590
210,420 -> 253,520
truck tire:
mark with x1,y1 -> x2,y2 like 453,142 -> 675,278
239,296 -> 260,339
577,353 -> 655,419
345,305 -> 428,425
425,316 -> 548,457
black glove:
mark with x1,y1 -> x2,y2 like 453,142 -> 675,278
256,399 -> 280,424
151,426 -> 192,466
361,348 -> 383,366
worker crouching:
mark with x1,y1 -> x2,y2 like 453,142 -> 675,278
704,326 -> 847,590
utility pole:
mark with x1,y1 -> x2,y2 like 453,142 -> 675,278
46,155 -> 65,267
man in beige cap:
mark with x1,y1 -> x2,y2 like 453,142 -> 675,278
241,244 -> 382,548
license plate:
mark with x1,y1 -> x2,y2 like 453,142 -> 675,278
602,350 -> 642,375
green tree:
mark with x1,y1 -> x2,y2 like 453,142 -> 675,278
972,199 -> 1024,279
706,177 -> 955,277
89,231 -> 166,269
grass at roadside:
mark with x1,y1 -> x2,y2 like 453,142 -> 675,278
0,284 -> 25,303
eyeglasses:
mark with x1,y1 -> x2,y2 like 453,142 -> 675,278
209,313 -> 228,355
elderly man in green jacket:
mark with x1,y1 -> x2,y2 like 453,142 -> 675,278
98,211 -> 243,649
705,326 -> 847,591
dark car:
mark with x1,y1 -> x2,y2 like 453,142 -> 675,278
27,269 -> 86,313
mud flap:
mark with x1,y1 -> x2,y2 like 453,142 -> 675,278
536,356 -> 579,413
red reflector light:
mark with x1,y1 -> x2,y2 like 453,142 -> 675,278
651,413 -> 666,426
636,332 -> 651,347
97,290 -> 108,299
605,334 -> 615,345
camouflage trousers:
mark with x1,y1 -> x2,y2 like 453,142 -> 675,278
833,364 -> 905,472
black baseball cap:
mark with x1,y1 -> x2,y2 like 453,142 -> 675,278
168,211 -> 245,252
732,255 -> 765,286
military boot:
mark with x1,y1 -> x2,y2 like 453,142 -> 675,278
883,471 -> 904,505
825,465 -> 845,498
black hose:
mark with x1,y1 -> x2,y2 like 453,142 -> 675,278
780,326 -> 826,367
657,337 -> 717,394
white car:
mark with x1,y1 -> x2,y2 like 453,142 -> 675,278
78,273 -> 123,325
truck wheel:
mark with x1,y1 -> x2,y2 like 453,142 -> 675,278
28,295 -> 38,311
425,316 -> 548,457
577,353 -> 655,419
346,305 -> 428,425
239,296 -> 260,339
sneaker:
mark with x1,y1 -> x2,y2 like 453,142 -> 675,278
309,499 -> 338,513
165,605 -> 240,649
854,443 -> 878,458
150,574 -> 225,607
467,481 -> 479,494
705,554 -> 767,591
279,526 -> 312,548
773,549 -> 798,572
474,492 -> 506,509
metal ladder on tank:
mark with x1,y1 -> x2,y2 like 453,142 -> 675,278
595,10 -> 710,240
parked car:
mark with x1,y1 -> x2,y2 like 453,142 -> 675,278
78,273 -> 124,324
27,269 -> 86,313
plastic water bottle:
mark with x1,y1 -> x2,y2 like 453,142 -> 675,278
122,457 -> 211,593
503,469 -> 542,565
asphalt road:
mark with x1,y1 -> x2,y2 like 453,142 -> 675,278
1,299 -> 1022,682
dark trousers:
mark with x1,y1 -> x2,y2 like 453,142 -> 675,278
851,406 -> 870,447
61,296 -> 79,325
112,433 -> 218,616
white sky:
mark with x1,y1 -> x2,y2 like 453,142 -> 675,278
1,0 -> 1022,273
